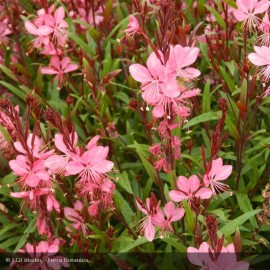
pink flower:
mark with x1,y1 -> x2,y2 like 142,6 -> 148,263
152,201 -> 185,235
129,52 -> 166,104
10,188 -> 52,200
15,239 -> 69,270
37,212 -> 52,237
233,0 -> 270,28
187,242 -> 213,269
259,12 -> 270,45
187,242 -> 249,270
9,155 -> 50,188
46,194 -> 60,212
0,18 -> 12,45
125,15 -> 140,36
64,200 -> 88,235
167,45 -> 201,79
78,6 -> 103,29
14,133 -> 53,159
41,56 -> 78,87
136,194 -> 161,241
45,6 -> 68,45
169,175 -> 212,202
248,46 -> 270,81
45,133 -> 79,176
24,20 -> 52,48
65,140 -> 114,183
203,158 -> 232,196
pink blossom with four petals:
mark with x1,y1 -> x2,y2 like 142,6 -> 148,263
248,46 -> 270,81
203,158 -> 233,196
41,56 -> 78,87
169,175 -> 212,202
233,0 -> 270,28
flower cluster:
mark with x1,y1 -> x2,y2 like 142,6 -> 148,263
129,46 -> 201,120
25,5 -> 78,88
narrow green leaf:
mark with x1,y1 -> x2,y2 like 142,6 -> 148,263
236,193 -> 258,228
162,237 -> 187,253
117,171 -> 133,194
0,64 -> 19,82
183,111 -> 222,129
0,81 -> 25,100
219,209 -> 262,236
14,217 -> 37,252
183,201 -> 195,233
118,236 -> 149,253
204,5 -> 225,29
202,81 -> 210,113
220,66 -> 235,92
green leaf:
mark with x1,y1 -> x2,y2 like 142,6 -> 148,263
69,32 -> 93,56
204,5 -> 225,29
118,236 -> 150,253
202,81 -> 210,113
0,81 -> 25,100
220,66 -> 235,92
236,193 -> 258,228
0,224 -> 19,237
219,209 -> 262,236
183,111 -> 222,129
0,236 -> 22,250
114,190 -> 134,225
14,217 -> 37,252
128,141 -> 159,184
162,237 -> 187,253
117,171 -> 133,194
114,92 -> 130,104
225,114 -> 240,141
1,173 -> 16,186
0,64 -> 19,82
182,201 -> 195,233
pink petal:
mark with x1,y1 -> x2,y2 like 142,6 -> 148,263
9,160 -> 28,176
176,176 -> 189,193
54,134 -> 68,153
233,10 -> 247,21
144,220 -> 155,241
10,191 -> 30,198
188,175 -> 200,193
92,160 -> 114,173
152,105 -> 164,118
142,83 -> 162,104
37,241 -> 48,253
86,135 -> 100,150
50,56 -> 61,69
64,64 -> 78,73
169,190 -> 188,202
41,67 -> 58,75
60,57 -> 71,70
146,51 -> 164,79
64,207 -> 80,222
129,64 -> 152,83
195,188 -> 212,199
253,0 -> 270,14
65,161 -> 85,175
26,173 -> 40,187
170,208 -> 185,222
54,7 -> 65,25
14,142 -> 26,154
47,244 -> 59,254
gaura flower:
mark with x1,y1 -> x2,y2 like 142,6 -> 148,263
248,46 -> 270,81
169,175 -> 212,202
203,158 -> 232,196
233,0 -> 270,29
